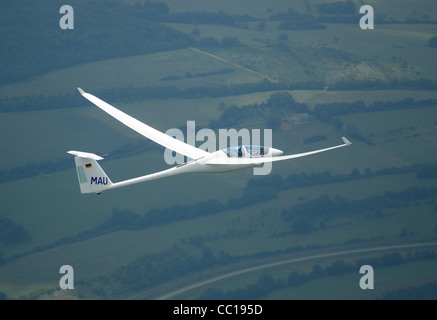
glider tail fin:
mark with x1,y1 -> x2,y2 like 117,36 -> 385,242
67,151 -> 113,194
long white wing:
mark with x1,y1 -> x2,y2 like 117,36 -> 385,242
206,137 -> 352,165
77,88 -> 209,160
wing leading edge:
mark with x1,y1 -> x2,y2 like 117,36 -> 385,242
77,88 -> 209,160
206,137 -> 352,165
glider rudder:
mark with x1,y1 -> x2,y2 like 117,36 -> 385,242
67,151 -> 112,194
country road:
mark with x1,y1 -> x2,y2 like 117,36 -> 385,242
151,242 -> 437,300
189,47 -> 278,82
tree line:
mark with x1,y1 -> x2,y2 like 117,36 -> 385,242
160,68 -> 235,81
73,245 -> 235,298
380,280 -> 437,299
3,79 -> 434,116
281,186 -> 437,234
0,0 -> 262,87
328,78 -> 437,91
0,1 -> 258,86
9,159 -> 436,265
312,97 -> 437,144
51,186 -> 278,250
2,161 -> 436,263
270,7 -> 326,30
199,249 -> 437,299
0,1 -> 198,86
246,163 -> 437,193
0,81 -> 313,113
22,162 -> 437,258
429,36 -> 437,48
17,245 -> 437,299
270,2 -> 437,30
1,120 -> 435,187
0,139 -> 156,184
0,217 -> 29,246
211,93 -> 436,141
157,10 -> 257,27
209,91 -> 309,129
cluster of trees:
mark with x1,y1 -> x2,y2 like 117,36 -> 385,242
328,78 -> 437,91
318,1 -> 436,24
209,92 -> 309,128
303,135 -> 327,145
5,92 -> 435,188
197,36 -> 242,48
246,163 -> 437,194
0,1 -> 196,85
0,217 -> 29,246
37,163 -> 437,255
380,280 -> 437,299
1,82 -> 314,113
129,2 -> 258,27
0,140 -> 155,184
317,1 -> 357,15
111,246 -> 211,292
7,160 -> 426,266
4,0 -> 436,86
416,164 -> 437,179
312,97 -> 437,144
270,8 -> 326,30
270,3 -> 361,27
161,10 -> 256,27
378,250 -> 437,299
0,158 -> 72,184
14,66 -> 425,117
160,68 -> 234,81
199,250 -> 437,299
53,186 -> 278,248
270,2 -> 437,29
281,186 -> 437,234
2,1 -> 284,86
0,1 -> 260,86
279,18 -> 325,31
5,85 -> 434,130
199,273 -> 287,300
429,36 -> 437,48
77,245 -> 234,298
43,233 -> 437,299
0,91 -> 87,113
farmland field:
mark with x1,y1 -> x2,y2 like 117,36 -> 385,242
1,0 -> 437,300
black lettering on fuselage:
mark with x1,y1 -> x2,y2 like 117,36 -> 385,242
91,177 -> 108,185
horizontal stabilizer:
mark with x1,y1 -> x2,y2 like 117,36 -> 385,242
67,150 -> 104,161
342,137 -> 352,146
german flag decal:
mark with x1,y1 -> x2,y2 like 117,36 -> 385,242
85,163 -> 92,169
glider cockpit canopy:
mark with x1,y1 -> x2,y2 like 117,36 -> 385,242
224,145 -> 269,158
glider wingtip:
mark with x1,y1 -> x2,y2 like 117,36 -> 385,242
342,137 -> 352,146
77,87 -> 85,95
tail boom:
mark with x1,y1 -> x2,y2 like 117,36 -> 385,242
67,150 -> 198,194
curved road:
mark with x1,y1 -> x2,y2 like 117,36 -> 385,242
150,242 -> 437,300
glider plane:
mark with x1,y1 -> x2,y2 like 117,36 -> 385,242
68,88 -> 352,194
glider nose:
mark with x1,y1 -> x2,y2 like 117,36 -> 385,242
271,148 -> 283,157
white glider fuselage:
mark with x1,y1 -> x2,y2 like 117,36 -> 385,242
103,149 -> 278,192
68,88 -> 352,194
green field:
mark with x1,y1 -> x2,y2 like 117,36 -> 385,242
1,0 -> 437,300
161,249 -> 437,300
